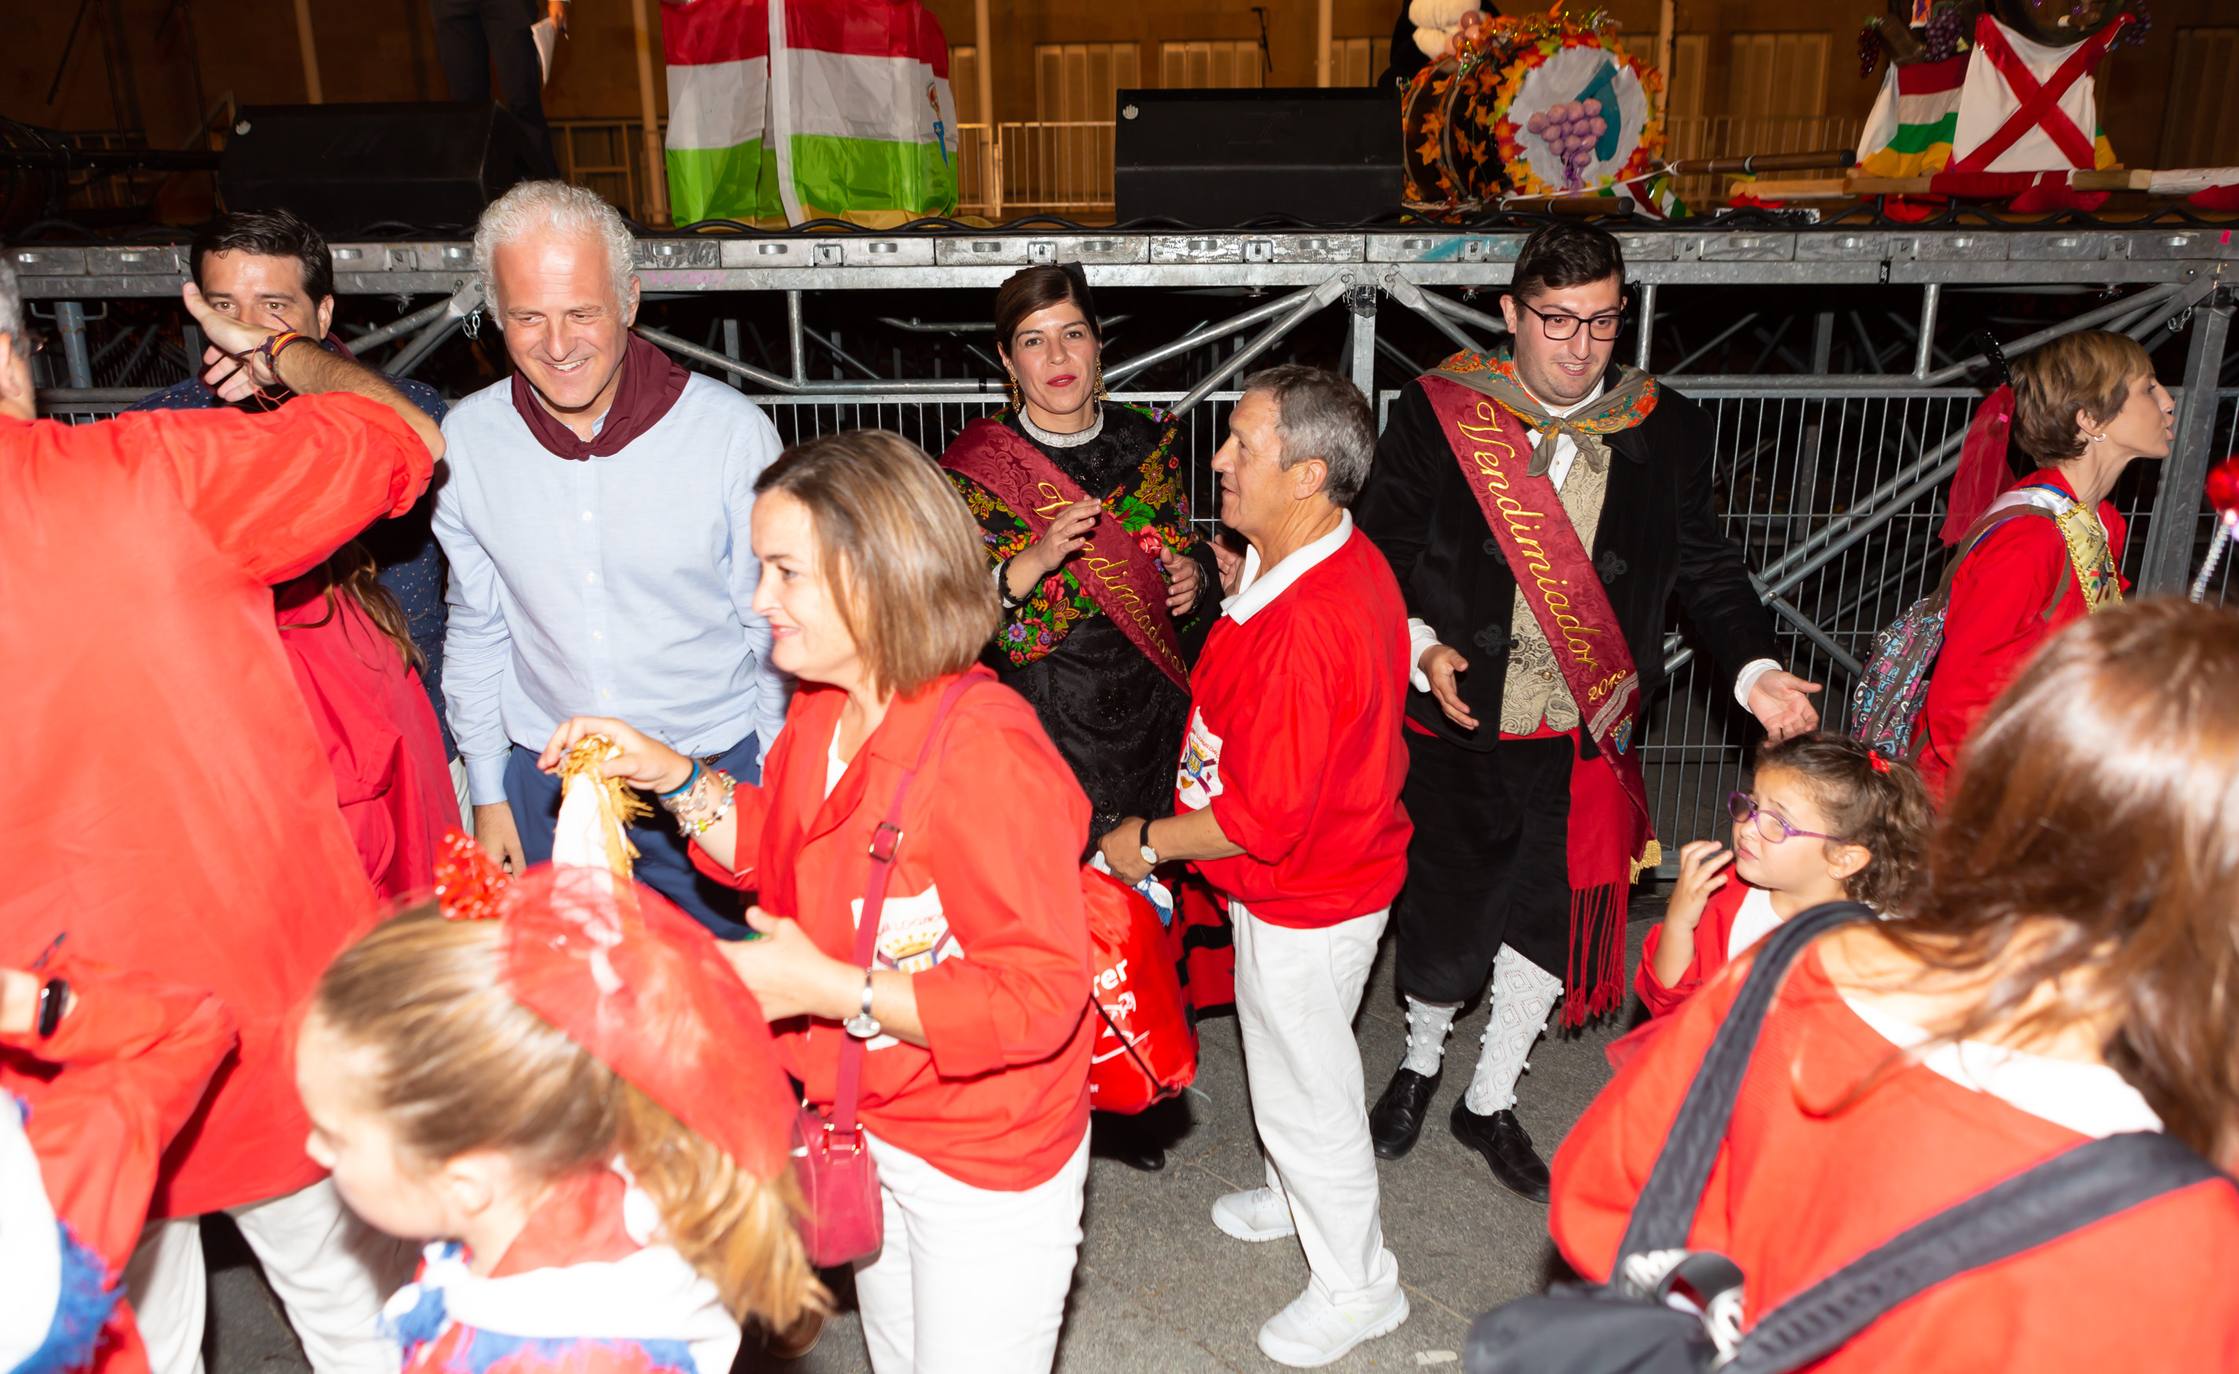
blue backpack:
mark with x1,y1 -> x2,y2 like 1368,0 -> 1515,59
1848,487 -> 2076,759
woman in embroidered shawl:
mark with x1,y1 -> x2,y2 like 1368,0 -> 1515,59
1913,330 -> 2171,798
940,266 -> 1223,1173
940,265 -> 1221,847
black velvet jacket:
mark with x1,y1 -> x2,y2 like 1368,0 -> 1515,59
1352,368 -> 1779,757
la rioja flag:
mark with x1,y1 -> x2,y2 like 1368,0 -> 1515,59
662,0 -> 958,227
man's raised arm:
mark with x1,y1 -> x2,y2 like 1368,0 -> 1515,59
183,283 -> 445,462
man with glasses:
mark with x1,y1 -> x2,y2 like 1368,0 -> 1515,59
1353,221 -> 1821,1200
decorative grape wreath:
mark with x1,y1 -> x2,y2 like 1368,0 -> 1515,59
1489,19 -> 1663,198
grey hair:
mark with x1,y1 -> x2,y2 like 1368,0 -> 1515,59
472,180 -> 638,323
1241,364 -> 1377,506
0,258 -> 22,340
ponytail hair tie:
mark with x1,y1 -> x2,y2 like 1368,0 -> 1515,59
1868,753 -> 1893,775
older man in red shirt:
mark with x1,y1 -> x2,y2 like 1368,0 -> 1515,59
1103,364 -> 1414,1369
0,261 -> 444,1374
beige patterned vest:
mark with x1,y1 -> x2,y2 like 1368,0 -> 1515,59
1499,440 -> 1612,735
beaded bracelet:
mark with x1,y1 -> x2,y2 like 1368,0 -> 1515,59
673,770 -> 738,837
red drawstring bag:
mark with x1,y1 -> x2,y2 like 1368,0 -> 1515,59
1081,868 -> 1197,1114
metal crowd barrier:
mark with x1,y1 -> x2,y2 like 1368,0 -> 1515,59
21,225 -> 2234,876
42,382 -> 2238,877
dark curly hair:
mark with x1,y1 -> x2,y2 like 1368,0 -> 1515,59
1754,731 -> 1931,914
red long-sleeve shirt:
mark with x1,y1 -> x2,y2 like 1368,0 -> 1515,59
693,668 -> 1094,1190
1633,879 -> 1759,1019
1915,468 -> 2125,797
275,583 -> 456,900
0,395 -> 431,1215
1554,945 -> 2239,1370
3,958 -> 239,1374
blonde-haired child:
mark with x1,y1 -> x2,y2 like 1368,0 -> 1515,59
295,855 -> 822,1374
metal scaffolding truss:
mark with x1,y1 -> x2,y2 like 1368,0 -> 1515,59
20,226 -> 2233,874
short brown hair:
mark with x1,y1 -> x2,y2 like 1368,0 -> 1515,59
1511,222 -> 1625,302
1872,600 -> 2239,1164
2009,329 -> 2154,464
311,909 -> 824,1327
754,430 -> 998,698
1753,732 -> 1931,913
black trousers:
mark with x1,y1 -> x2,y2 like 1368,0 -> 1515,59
1391,730 -> 1575,1004
431,0 -> 561,179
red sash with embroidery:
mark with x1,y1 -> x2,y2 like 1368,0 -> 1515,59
1424,377 -> 1660,1021
943,419 -> 1190,691
1421,378 -> 1652,827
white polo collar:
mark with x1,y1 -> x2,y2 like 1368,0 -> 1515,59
1223,510 -> 1354,625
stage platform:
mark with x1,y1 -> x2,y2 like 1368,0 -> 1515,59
10,223 -> 2237,298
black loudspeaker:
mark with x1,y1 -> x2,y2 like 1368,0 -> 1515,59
1113,88 -> 1400,228
219,102 -> 538,236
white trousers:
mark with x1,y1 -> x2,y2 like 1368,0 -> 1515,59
1232,900 -> 1401,1305
126,1179 -> 414,1374
853,1127 -> 1090,1374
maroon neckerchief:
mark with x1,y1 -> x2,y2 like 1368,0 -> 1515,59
943,417 -> 1191,692
509,331 -> 690,460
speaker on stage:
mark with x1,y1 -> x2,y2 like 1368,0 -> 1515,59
1113,88 -> 1400,228
219,103 -> 539,236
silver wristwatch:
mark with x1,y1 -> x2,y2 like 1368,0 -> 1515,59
843,971 -> 882,1039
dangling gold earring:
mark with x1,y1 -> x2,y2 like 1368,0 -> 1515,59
1006,373 -> 1022,411
1094,361 -> 1108,401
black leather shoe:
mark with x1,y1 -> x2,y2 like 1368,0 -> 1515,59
1091,1115 -> 1168,1172
1450,1099 -> 1550,1203
1369,1067 -> 1441,1160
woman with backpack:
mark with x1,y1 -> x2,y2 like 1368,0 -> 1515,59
1547,600 -> 2239,1371
1911,329 -> 2172,796
541,431 -> 1097,1374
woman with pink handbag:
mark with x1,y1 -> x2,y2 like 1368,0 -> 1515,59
543,429 -> 1097,1374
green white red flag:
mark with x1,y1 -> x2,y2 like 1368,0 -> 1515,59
661,0 -> 958,226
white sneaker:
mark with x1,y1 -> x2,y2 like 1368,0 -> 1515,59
1210,1186 -> 1297,1242
1256,1283 -> 1410,1368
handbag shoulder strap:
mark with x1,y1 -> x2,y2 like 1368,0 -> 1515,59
1726,1132 -> 2225,1374
830,672 -> 987,1135
1616,902 -> 1872,1260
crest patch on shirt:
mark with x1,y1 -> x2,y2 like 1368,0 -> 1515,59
1176,708 -> 1225,810
850,884 -> 961,1051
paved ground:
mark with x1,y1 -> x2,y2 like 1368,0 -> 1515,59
208,909 -> 1656,1374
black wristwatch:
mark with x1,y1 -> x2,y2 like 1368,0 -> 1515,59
1137,818 -> 1161,868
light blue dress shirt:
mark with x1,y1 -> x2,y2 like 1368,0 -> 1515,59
433,371 -> 790,806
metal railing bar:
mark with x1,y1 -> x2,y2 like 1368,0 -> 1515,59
347,297 -> 455,353
1669,313 -> 1760,376
1106,294 -> 1317,387
383,312 -> 463,380
637,325 -> 1002,395
1171,275 -> 1351,417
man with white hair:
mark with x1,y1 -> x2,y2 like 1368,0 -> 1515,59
435,181 -> 789,933
1100,365 -> 1414,1368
